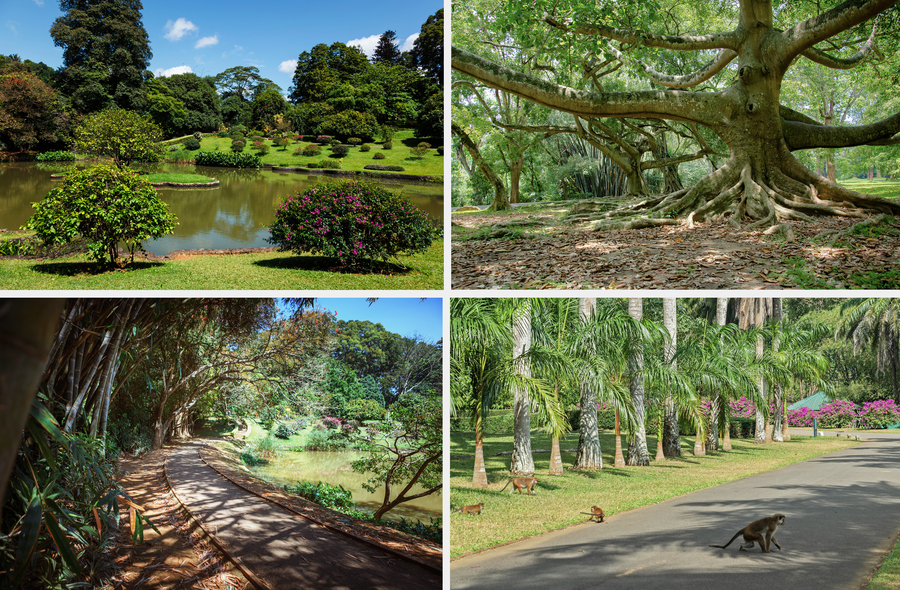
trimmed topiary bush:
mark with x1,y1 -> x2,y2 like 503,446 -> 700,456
301,144 -> 322,157
319,159 -> 341,169
183,137 -> 201,150
373,152 -> 386,160
36,150 -> 77,162
316,135 -> 333,144
382,141 -> 393,150
364,164 -> 405,171
347,137 -> 361,145
255,142 -> 270,156
330,144 -> 350,157
267,179 -> 439,268
195,151 -> 261,168
231,139 -> 245,153
26,164 -> 177,267
411,142 -> 431,157
359,144 -> 371,152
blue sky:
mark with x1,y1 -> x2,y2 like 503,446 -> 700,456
0,0 -> 442,92
312,298 -> 443,343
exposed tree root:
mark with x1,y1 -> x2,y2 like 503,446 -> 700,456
814,213 -> 888,242
565,159 -> 900,233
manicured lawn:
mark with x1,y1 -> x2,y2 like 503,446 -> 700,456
163,128 -> 443,178
139,172 -> 216,184
839,178 -> 900,200
0,239 -> 443,290
449,429 -> 858,558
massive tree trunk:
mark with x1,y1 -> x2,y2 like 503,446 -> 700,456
452,122 -> 510,211
452,0 -> 900,230
510,300 -> 535,475
627,298 -> 649,466
574,297 -> 603,470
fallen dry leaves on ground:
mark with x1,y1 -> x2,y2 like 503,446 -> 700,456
451,207 -> 900,290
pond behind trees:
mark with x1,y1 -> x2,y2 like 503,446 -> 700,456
250,449 -> 442,524
0,162 -> 443,255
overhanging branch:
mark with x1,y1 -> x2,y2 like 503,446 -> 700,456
783,111 -> 900,150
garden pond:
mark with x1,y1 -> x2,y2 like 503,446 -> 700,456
249,449 -> 442,524
0,162 -> 443,255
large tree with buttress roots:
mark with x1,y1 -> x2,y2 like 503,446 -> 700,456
452,0 -> 900,232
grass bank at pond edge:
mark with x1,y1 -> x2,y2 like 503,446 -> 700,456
449,430 -> 858,558
0,240 -> 443,290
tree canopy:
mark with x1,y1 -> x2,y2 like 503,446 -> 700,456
452,0 -> 900,230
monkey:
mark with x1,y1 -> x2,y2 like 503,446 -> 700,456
580,506 -> 605,523
499,477 -> 538,495
709,514 -> 785,553
453,503 -> 484,515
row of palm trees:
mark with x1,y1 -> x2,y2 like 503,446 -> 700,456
450,297 -> 843,485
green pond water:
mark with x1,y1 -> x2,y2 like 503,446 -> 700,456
0,162 -> 443,256
250,450 -> 442,524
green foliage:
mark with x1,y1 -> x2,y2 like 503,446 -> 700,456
272,422 -> 298,439
304,428 -> 350,450
231,139 -> 245,153
330,144 -> 350,157
364,164 -> 406,172
106,418 -> 153,456
267,179 -> 439,268
301,143 -> 322,157
318,159 -> 342,169
347,137 -> 361,145
247,434 -> 281,459
360,144 -> 371,152
35,150 -> 77,161
282,480 -> 355,511
346,398 -> 386,421
0,398 -> 157,589
193,131 -> 203,141
254,142 -> 270,156
316,110 -> 379,141
383,141 -> 393,150
182,137 -> 201,150
0,234 -> 39,256
374,152 -> 386,160
194,150 -> 261,168
72,109 -> 164,167
26,164 -> 177,267
411,142 -> 431,157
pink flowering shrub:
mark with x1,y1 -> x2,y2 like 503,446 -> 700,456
815,400 -> 857,428
267,180 -> 439,268
321,416 -> 342,430
729,397 -> 757,418
787,406 -> 816,427
857,399 -> 900,429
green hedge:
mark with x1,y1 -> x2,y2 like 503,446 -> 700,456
35,150 -> 77,162
194,150 -> 260,168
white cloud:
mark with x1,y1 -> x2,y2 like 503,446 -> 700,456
278,59 -> 297,74
347,34 -> 380,58
32,0 -> 45,7
195,35 -> 218,49
400,33 -> 418,52
155,65 -> 193,77
164,18 -> 198,41
6,21 -> 19,35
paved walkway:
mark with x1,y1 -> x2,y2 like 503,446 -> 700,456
451,434 -> 900,590
165,441 -> 441,590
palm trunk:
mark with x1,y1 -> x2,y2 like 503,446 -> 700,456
706,396 -> 720,452
549,436 -> 564,475
574,298 -> 603,470
473,400 -> 488,486
614,407 -> 625,468
627,298 -> 649,466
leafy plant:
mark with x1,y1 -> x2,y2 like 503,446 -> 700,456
272,422 -> 298,439
411,142 -> 431,157
182,137 -> 201,150
71,108 -> 164,167
35,150 -> 77,162
231,139 -> 245,153
282,481 -> 355,511
192,131 -> 203,141
316,135 -> 333,144
301,143 -> 321,157
364,164 -> 405,172
383,141 -> 393,150
318,159 -> 341,169
347,137 -> 361,145
266,179 -> 439,268
26,164 -> 177,267
304,429 -> 349,451
373,152 -> 386,160
194,151 -> 261,168
857,399 -> 900,429
360,144 -> 371,152
330,144 -> 350,157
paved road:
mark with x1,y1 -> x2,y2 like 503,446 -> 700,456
166,441 -> 441,590
451,434 -> 900,590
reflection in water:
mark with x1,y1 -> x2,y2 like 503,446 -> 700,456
251,450 -> 442,524
0,162 -> 444,255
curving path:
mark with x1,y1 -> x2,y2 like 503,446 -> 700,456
165,441 -> 441,590
451,433 -> 900,590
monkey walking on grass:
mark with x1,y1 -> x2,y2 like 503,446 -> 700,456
580,506 -> 605,523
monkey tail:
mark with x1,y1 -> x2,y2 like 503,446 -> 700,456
499,479 -> 512,492
709,530 -> 743,549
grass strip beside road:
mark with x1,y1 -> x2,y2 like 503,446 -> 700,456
449,430 -> 858,558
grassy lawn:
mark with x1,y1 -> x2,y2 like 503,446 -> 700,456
139,172 -> 216,184
0,239 -> 443,290
449,429 -> 858,558
869,535 -> 900,590
839,178 -> 900,201
163,128 -> 443,178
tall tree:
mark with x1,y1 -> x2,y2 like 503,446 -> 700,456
411,9 -> 444,87
0,71 -> 70,150
452,0 -> 900,229
735,298 -> 774,444
838,298 -> 900,403
373,30 -> 402,65
662,298 -> 680,457
510,299 -> 535,475
573,298 -> 603,469
627,298 -> 649,466
51,0 -> 152,112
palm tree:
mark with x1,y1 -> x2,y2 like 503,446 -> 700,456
509,298 -> 535,476
734,298 -> 774,444
661,298 -> 680,458
627,298 -> 649,466
838,298 -> 900,404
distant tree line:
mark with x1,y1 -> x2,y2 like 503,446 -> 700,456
0,0 -> 442,151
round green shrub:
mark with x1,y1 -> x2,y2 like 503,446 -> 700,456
301,144 -> 322,157
183,137 -> 201,150
217,130 -> 230,138
255,142 -> 270,156
359,144 -> 371,152
27,164 -> 177,267
319,159 -> 341,169
231,139 -> 245,153
411,142 -> 431,157
436,146 -> 444,156
347,137 -> 361,145
267,179 -> 439,268
316,135 -> 333,144
35,150 -> 77,162
373,152 -> 386,160
383,141 -> 393,150
330,144 -> 350,157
